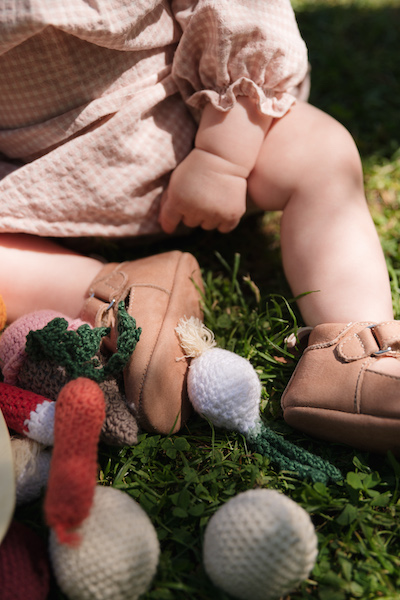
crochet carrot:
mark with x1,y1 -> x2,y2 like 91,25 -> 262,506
44,377 -> 105,546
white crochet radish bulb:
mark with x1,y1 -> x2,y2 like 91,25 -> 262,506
175,317 -> 261,433
203,489 -> 318,600
188,347 -> 261,432
50,486 -> 160,600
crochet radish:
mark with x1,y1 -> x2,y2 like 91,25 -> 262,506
176,316 -> 341,484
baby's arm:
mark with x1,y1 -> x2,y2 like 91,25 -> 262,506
159,97 -> 273,233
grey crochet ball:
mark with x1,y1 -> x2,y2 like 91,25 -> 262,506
50,486 -> 160,600
203,489 -> 318,600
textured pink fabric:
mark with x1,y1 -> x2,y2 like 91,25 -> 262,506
0,0 -> 308,238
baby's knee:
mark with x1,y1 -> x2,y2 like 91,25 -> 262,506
314,115 -> 363,183
248,103 -> 364,211
284,111 -> 365,206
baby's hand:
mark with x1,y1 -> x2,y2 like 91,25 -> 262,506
159,148 -> 248,234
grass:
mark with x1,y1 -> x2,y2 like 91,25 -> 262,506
15,1 -> 400,599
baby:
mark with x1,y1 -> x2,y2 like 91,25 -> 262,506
0,0 -> 398,451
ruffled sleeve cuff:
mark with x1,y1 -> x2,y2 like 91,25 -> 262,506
171,0 -> 309,119
180,75 -> 307,119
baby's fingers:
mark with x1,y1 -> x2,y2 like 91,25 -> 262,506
158,192 -> 182,234
199,218 -> 239,233
217,217 -> 241,234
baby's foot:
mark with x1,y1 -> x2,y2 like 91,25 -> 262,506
281,321 -> 400,454
81,251 -> 204,434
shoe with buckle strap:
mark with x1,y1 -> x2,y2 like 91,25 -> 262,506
81,251 -> 204,434
281,321 -> 400,454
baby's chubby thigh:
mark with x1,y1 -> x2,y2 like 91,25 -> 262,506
247,101 -> 362,212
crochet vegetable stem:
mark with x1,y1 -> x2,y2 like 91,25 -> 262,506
246,423 -> 342,484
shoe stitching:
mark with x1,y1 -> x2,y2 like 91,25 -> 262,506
354,358 -> 370,413
339,324 -> 400,360
82,295 -> 110,328
126,283 -> 173,408
286,405 -> 400,424
339,332 -> 367,361
364,368 -> 400,382
307,322 -> 374,352
90,265 -> 126,300
372,321 -> 400,349
129,283 -> 171,295
306,323 -> 351,351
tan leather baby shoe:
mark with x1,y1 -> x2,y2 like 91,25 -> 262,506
281,321 -> 400,454
81,251 -> 203,434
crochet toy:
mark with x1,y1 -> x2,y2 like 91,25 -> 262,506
175,316 -> 342,484
0,296 -> 340,600
0,301 -> 160,600
203,488 -> 318,600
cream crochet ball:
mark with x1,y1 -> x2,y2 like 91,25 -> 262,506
203,489 -> 318,600
49,486 -> 160,600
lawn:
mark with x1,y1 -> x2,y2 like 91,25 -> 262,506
16,1 -> 400,599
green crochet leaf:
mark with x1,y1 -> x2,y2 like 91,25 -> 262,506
25,302 -> 141,382
246,423 -> 342,484
103,301 -> 142,380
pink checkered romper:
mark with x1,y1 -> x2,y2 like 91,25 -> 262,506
0,0 -> 308,238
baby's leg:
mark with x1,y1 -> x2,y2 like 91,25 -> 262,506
248,102 -> 393,327
0,234 -> 204,435
0,234 -> 103,322
249,103 -> 400,454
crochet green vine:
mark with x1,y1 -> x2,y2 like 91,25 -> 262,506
25,302 -> 141,382
246,424 -> 342,484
